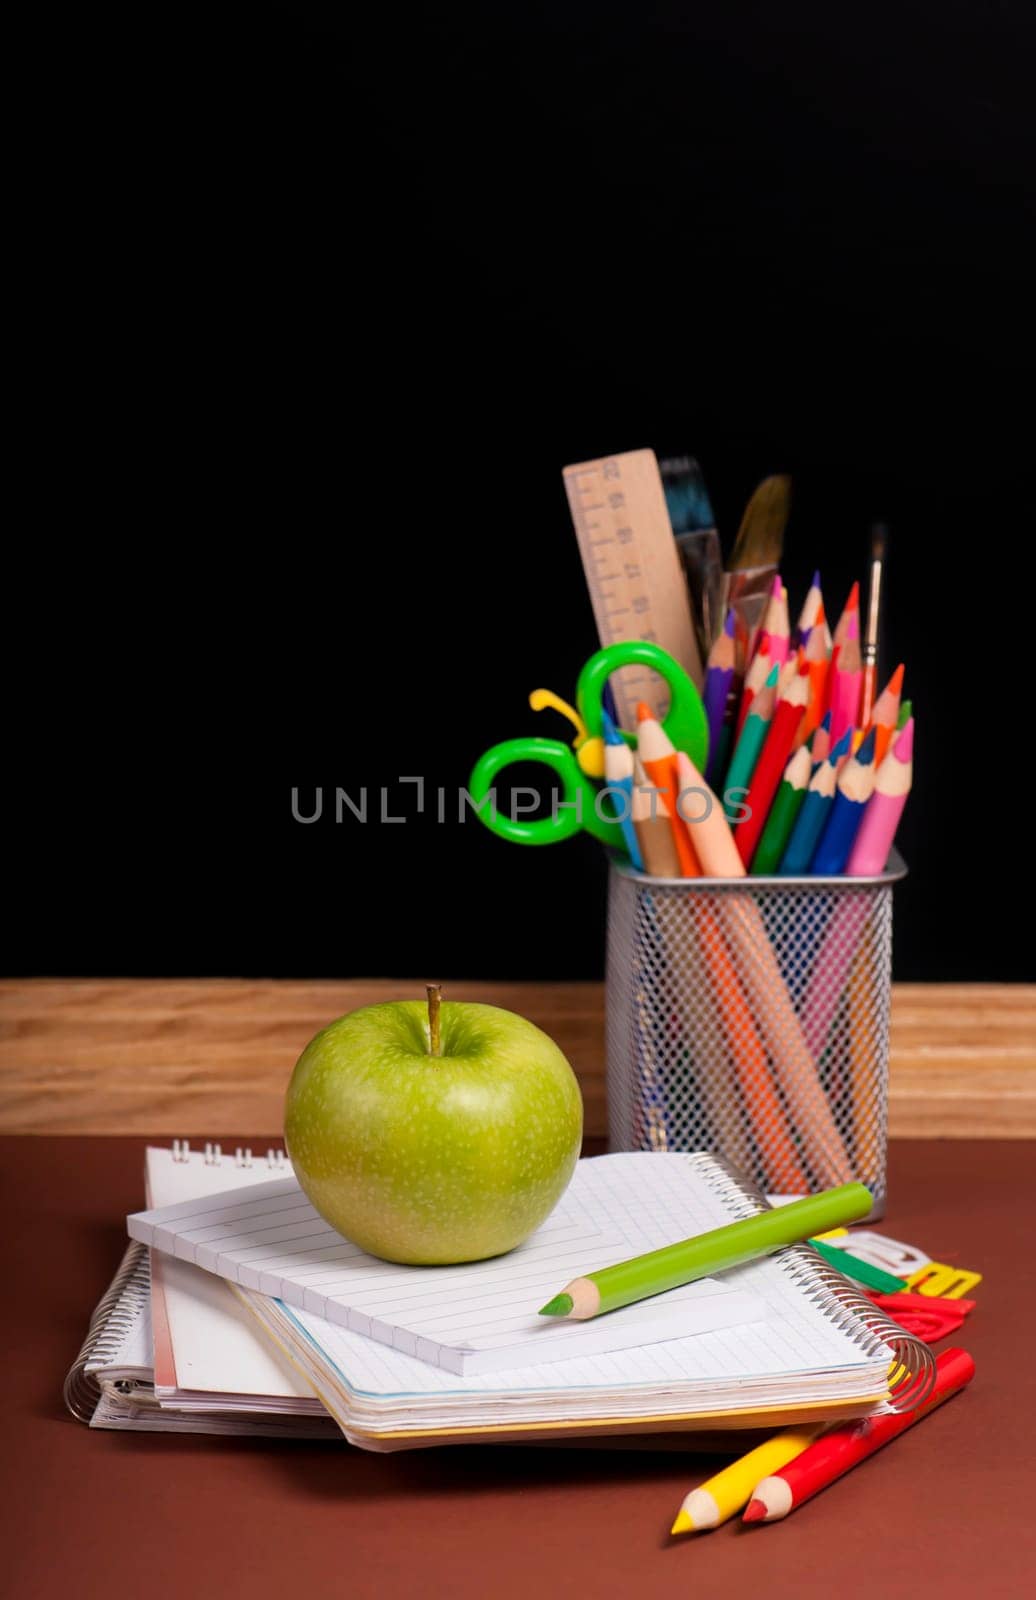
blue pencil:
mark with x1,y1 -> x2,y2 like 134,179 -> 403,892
601,710 -> 644,871
779,729 -> 852,874
810,727 -> 878,875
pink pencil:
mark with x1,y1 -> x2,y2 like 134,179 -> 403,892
829,611 -> 862,745
846,718 -> 914,875
759,575 -> 791,667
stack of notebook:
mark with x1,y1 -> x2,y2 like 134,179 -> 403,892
66,1142 -> 932,1451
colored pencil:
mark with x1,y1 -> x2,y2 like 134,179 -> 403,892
751,744 -> 812,875
868,662 -> 905,767
779,730 -> 852,874
538,1182 -> 873,1319
631,755 -> 682,877
724,666 -> 779,819
859,523 -> 887,727
758,575 -> 790,667
636,703 -> 701,877
674,752 -> 743,876
703,609 -> 737,786
846,717 -> 914,875
828,609 -> 862,745
797,602 -> 832,747
736,658 -> 811,867
832,579 -> 860,650
671,1425 -> 821,1534
601,711 -> 643,870
697,899 -> 810,1193
717,893 -> 856,1183
799,894 -> 873,1061
736,631 -> 772,736
810,711 -> 832,768
743,1348 -> 975,1523
811,726 -> 878,874
793,569 -> 824,651
896,697 -> 912,729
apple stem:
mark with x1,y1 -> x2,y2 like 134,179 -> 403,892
426,983 -> 442,1057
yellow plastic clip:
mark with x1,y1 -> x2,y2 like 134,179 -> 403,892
528,690 -> 604,778
904,1262 -> 983,1299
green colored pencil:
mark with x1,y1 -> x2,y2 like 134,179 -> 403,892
751,744 -> 812,874
896,698 -> 913,730
809,1237 -> 907,1293
723,665 -> 779,820
538,1182 -> 874,1320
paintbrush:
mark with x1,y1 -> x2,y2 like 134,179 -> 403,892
659,455 -> 724,657
859,521 -> 888,726
721,475 -> 792,673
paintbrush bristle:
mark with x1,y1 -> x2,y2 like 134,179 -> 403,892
870,521 -> 889,562
728,475 -> 792,571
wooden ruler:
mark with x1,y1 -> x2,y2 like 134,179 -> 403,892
563,448 -> 704,729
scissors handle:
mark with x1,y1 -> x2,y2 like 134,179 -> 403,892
468,737 -> 625,848
577,641 -> 710,775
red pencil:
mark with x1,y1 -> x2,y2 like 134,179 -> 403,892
744,1347 -> 975,1523
735,656 -> 811,866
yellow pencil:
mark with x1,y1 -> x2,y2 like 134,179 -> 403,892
670,1425 -> 822,1534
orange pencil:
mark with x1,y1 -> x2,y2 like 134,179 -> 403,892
635,703 -> 701,876
868,663 -> 905,767
797,601 -> 832,747
698,901 -> 810,1193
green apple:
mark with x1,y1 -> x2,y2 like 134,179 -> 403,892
284,989 -> 583,1265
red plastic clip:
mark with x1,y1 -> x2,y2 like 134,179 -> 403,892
866,1290 -> 975,1343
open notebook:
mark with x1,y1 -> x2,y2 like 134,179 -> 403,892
232,1154 -> 935,1451
128,1155 -> 774,1376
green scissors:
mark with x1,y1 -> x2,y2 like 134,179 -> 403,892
468,641 -> 709,847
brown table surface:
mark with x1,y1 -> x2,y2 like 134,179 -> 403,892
5,1136 -> 1033,1599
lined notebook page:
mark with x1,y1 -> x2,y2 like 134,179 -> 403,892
129,1154 -> 768,1376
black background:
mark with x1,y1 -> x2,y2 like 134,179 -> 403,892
8,4 -> 1034,981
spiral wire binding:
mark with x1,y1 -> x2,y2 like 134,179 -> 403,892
685,1152 -> 937,1413
63,1240 -> 150,1423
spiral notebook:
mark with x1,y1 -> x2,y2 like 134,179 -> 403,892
64,1143 -> 335,1435
232,1153 -> 935,1451
128,1155 -> 774,1376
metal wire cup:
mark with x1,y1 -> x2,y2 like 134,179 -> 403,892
605,852 -> 907,1217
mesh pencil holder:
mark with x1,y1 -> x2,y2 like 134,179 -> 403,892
605,852 -> 907,1217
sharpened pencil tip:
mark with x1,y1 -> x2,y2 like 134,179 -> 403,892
894,717 -> 915,761
811,568 -> 822,589
832,729 -> 853,759
764,665 -> 779,686
845,580 -> 860,611
601,710 -> 621,745
886,662 -> 905,696
539,1293 -> 573,1317
670,1509 -> 694,1536
743,1499 -> 768,1524
856,725 -> 877,763
635,702 -> 654,723
724,606 -> 736,637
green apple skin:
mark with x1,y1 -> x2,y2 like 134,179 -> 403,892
284,1001 -> 583,1266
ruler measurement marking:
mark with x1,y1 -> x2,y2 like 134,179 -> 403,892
563,449 -> 704,728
